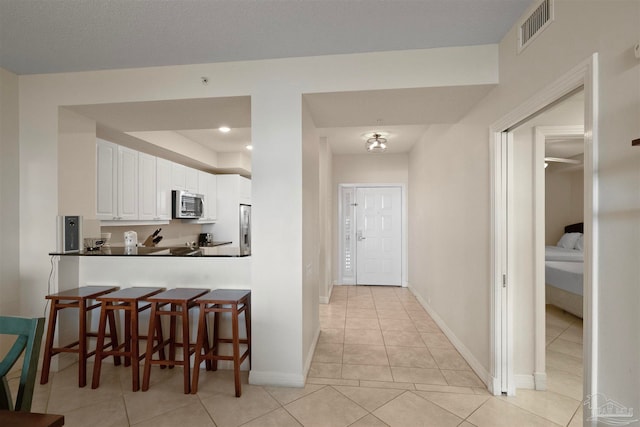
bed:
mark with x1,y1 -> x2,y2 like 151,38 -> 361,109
545,222 -> 584,318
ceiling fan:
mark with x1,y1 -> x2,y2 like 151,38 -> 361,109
544,157 -> 582,168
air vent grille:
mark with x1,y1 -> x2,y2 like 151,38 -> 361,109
518,0 -> 553,52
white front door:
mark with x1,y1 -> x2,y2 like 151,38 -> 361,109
355,187 -> 402,286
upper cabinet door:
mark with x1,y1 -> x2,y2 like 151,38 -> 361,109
197,171 -> 217,222
185,167 -> 199,193
138,152 -> 157,220
171,162 -> 186,190
156,158 -> 172,220
117,146 -> 138,220
96,139 -> 118,220
239,176 -> 251,204
207,173 -> 218,220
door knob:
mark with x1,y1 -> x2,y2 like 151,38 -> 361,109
357,231 -> 366,241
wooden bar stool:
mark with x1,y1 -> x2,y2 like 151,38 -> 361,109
40,286 -> 120,387
91,287 -> 165,391
192,289 -> 251,397
142,288 -> 209,394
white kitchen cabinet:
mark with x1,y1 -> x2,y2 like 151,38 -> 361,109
172,162 -> 199,193
156,158 -> 172,220
171,162 -> 186,190
97,140 -> 138,221
117,145 -> 139,220
197,171 -> 217,222
96,139 -> 118,220
138,153 -> 156,220
239,175 -> 251,204
139,154 -> 172,221
185,167 -> 199,193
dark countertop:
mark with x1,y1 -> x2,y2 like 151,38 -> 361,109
50,242 -> 250,257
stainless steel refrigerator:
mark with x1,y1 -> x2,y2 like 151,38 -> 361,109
240,204 -> 251,255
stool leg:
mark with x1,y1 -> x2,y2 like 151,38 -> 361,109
141,302 -> 158,391
181,302 -> 191,394
78,298 -> 88,387
245,299 -> 251,369
232,304 -> 241,397
203,310 -> 211,372
131,301 -> 141,391
91,301 -> 109,389
191,305 -> 206,395
169,303 -> 177,366
40,300 -> 59,385
212,311 -> 220,371
123,306 -> 132,367
106,309 -> 121,366
155,313 -> 166,369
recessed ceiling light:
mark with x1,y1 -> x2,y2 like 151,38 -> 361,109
219,126 -> 231,133
246,144 -> 253,150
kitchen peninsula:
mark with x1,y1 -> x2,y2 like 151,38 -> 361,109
49,243 -> 251,374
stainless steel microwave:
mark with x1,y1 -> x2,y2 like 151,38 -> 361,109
172,190 -> 204,219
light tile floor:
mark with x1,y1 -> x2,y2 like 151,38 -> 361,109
7,286 -> 584,426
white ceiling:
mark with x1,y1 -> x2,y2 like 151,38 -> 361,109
306,85 -> 496,154
13,0 -> 537,158
0,0 -> 533,75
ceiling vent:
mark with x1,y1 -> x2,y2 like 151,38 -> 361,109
518,0 -> 554,53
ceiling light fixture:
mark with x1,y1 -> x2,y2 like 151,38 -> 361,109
245,144 -> 253,151
365,133 -> 387,153
219,126 -> 231,133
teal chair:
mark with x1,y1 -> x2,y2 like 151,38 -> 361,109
0,316 -> 45,411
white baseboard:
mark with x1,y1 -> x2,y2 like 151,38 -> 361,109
534,371 -> 547,390
304,326 -> 321,379
320,282 -> 334,304
489,376 -> 502,395
409,286 -> 492,390
249,370 -> 306,388
515,374 -> 535,389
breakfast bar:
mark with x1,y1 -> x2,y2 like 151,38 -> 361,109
47,246 -> 251,375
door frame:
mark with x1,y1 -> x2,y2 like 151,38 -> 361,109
489,54 -> 598,398
338,183 -> 408,287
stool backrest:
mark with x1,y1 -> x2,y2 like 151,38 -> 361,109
0,316 -> 45,411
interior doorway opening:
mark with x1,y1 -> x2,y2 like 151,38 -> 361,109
490,55 -> 598,407
507,90 -> 585,409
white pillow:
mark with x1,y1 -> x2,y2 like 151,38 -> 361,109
557,232 -> 581,249
574,234 -> 584,251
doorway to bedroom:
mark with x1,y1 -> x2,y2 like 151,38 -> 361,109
491,55 -> 597,407
507,88 -> 586,417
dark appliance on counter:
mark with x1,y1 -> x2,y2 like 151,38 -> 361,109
198,233 -> 214,247
172,190 -> 204,219
240,204 -> 251,256
56,215 -> 82,253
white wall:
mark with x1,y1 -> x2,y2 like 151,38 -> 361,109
0,67 -> 19,316
318,138 -> 333,302
546,168 -> 584,244
12,45 -> 497,385
302,99 -> 321,375
409,0 -> 640,409
58,108 -> 97,218
408,122 -> 492,374
332,153 -> 409,185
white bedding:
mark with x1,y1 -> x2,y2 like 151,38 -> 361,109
545,261 -> 584,296
545,245 -> 583,262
